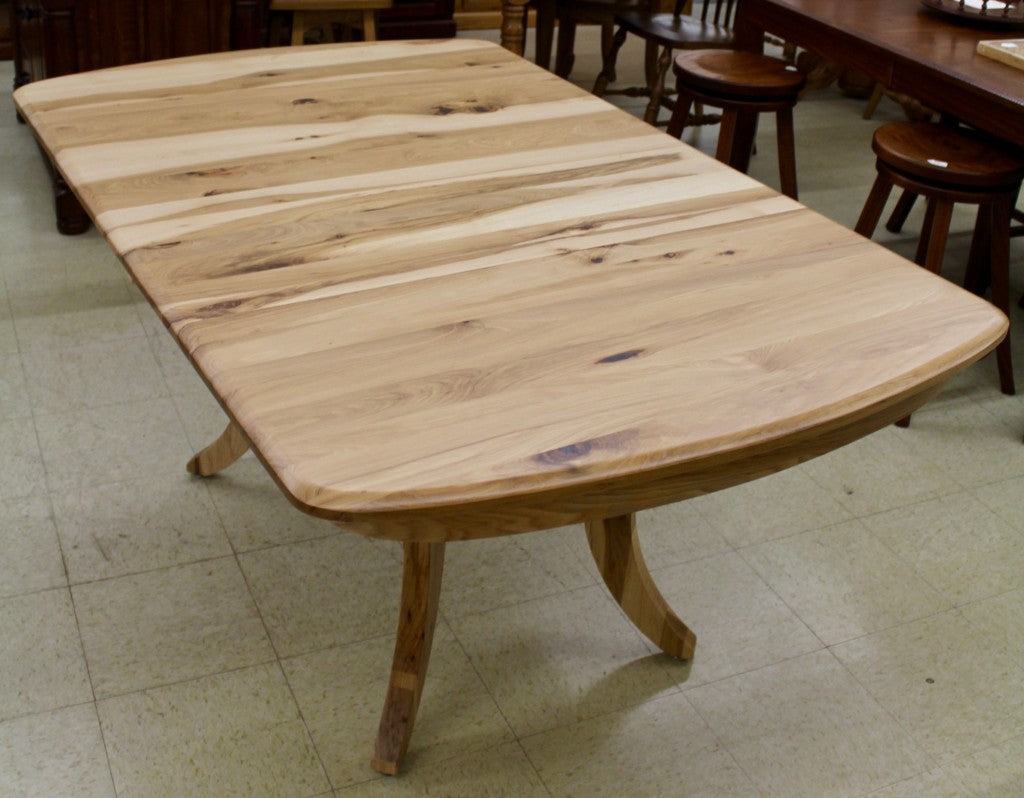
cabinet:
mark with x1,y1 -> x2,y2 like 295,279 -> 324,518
378,0 -> 455,38
12,0 -> 266,87
0,1 -> 10,60
12,0 -> 457,233
11,0 -> 268,232
453,0 -> 507,31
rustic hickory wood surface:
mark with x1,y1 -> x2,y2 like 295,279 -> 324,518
13,39 -> 1006,774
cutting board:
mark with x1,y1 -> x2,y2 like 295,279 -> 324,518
977,38 -> 1024,70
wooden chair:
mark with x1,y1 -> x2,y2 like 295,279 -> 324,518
592,0 -> 736,126
271,0 -> 393,44
666,49 -> 805,199
544,0 -> 656,80
855,121 -> 1024,417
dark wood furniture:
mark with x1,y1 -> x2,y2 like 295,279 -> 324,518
376,0 -> 454,38
855,121 -> 1024,405
667,48 -> 804,199
267,0 -> 454,44
11,0 -> 269,234
270,0 -> 394,43
593,0 -> 736,125
732,0 -> 1024,150
0,1 -> 11,60
12,1 -> 267,89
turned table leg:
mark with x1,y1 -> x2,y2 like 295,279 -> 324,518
186,420 -> 251,476
372,540 -> 446,775
586,514 -> 696,660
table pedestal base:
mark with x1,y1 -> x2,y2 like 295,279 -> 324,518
372,540 -> 445,775
186,421 -> 251,476
586,514 -> 696,660
186,429 -> 697,776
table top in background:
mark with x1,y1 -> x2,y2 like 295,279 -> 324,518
737,0 -> 1024,148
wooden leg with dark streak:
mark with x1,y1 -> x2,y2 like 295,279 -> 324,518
186,420 -> 250,476
586,514 -> 696,660
372,541 -> 446,776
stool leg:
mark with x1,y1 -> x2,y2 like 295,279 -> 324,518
863,83 -> 885,120
643,39 -> 658,91
885,190 -> 917,233
715,110 -> 738,167
775,107 -> 798,200
988,198 -> 1015,395
920,198 -> 953,275
666,90 -> 693,140
964,204 -> 992,295
727,112 -> 758,174
854,171 -> 893,238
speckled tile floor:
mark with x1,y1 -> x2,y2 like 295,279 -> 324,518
1,25 -> 1023,798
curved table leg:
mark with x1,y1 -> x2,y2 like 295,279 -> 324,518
586,514 -> 696,660
186,420 -> 250,476
372,541 -> 446,775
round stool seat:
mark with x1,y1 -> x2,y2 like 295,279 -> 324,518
672,49 -> 805,101
872,122 -> 1024,190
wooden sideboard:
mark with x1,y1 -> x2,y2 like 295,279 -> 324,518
12,0 -> 268,233
12,1 -> 266,88
379,0 -> 454,38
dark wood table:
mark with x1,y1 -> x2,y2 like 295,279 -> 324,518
733,0 -> 1024,149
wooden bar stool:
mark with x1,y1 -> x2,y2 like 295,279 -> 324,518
271,0 -> 393,44
855,121 -> 1024,406
666,49 -> 805,200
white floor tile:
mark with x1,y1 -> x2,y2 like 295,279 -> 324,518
687,650 -> 931,797
0,588 -> 93,722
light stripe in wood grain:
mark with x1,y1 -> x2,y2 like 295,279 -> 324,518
17,39 -> 496,105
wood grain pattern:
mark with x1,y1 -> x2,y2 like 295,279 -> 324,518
587,514 -> 696,659
186,420 -> 251,476
14,40 -> 1007,541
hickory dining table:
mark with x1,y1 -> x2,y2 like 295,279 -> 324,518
13,39 -> 1007,775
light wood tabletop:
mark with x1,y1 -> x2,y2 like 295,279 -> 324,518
14,38 -> 1007,775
